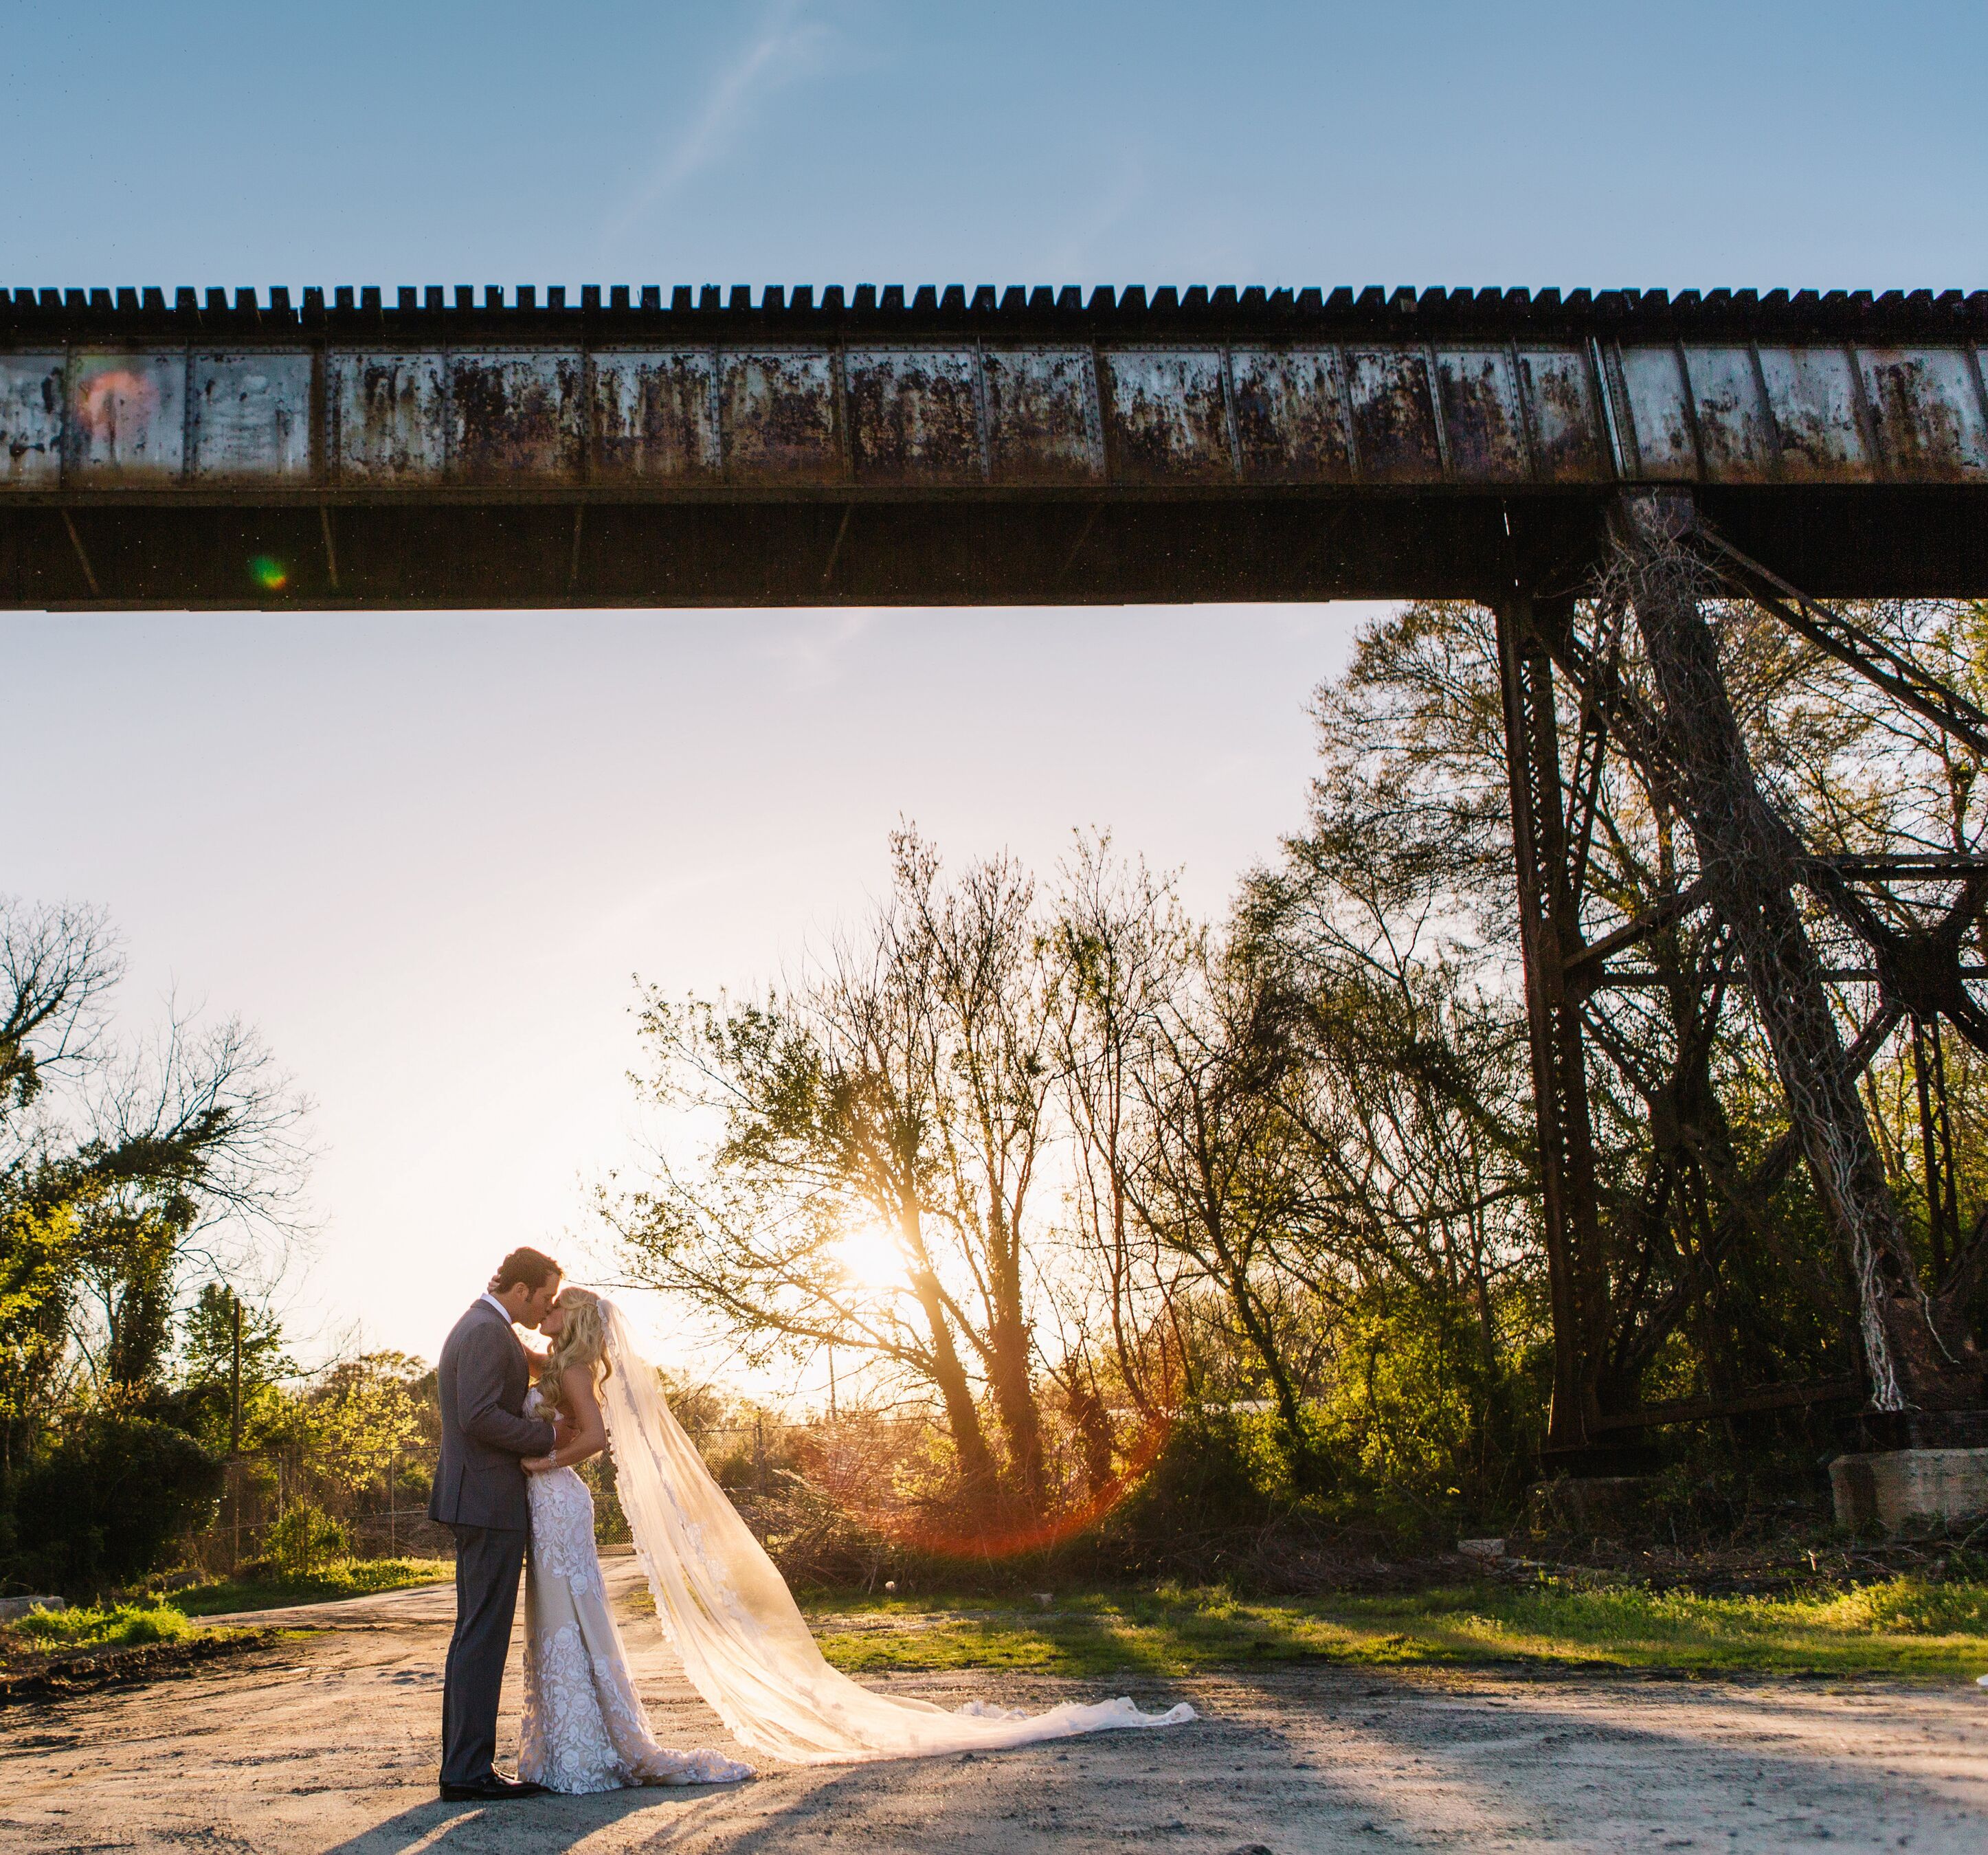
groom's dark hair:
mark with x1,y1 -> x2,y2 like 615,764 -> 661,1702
491,1245 -> 562,1293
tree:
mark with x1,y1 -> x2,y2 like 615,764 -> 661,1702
614,830 -> 1056,1515
306,1352 -> 425,1505
1043,835 -> 1194,1425
176,1281 -> 298,1454
0,901 -> 122,1469
0,897 -> 311,1476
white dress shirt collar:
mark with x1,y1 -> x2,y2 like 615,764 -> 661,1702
480,1290 -> 517,1325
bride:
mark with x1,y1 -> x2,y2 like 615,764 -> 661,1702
515,1285 -> 1193,1790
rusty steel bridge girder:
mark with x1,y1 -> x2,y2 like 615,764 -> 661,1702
2,282 -> 1988,608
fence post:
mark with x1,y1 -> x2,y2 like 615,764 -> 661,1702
389,1441 -> 398,1556
755,1415 -> 767,1498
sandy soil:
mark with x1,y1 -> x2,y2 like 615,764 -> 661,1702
1,1554 -> 1983,1852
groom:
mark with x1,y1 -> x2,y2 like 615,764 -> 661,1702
430,1246 -> 562,1802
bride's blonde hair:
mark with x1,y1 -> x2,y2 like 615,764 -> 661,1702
536,1287 -> 612,1413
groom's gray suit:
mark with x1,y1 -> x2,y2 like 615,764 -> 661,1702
429,1296 -> 557,1788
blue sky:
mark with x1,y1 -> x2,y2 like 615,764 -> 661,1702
6,1 -> 1982,1375
8,0 -> 1984,295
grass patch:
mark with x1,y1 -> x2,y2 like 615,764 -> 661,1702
0,1600 -> 273,1700
794,1577 -> 1988,1681
9,1599 -> 199,1650
169,1555 -> 451,1617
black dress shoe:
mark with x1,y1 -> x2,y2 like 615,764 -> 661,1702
438,1772 -> 550,1801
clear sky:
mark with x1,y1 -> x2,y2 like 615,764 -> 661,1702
6,1 -> 1984,1376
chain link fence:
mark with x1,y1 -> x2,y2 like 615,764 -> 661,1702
183,1413 -> 939,1577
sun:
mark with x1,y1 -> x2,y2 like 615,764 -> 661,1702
832,1222 -> 904,1289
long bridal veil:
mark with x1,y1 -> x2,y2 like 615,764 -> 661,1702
596,1301 -> 1195,1764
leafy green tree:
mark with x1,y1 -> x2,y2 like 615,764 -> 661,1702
305,1353 -> 425,1505
0,897 -> 310,1590
172,1281 -> 298,1454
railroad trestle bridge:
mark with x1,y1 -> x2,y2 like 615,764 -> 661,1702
9,278 -> 1988,1470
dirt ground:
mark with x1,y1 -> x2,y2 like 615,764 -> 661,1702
0,1554 -> 1983,1853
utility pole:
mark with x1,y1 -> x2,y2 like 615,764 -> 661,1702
228,1290 -> 244,1455
230,1290 -> 245,1571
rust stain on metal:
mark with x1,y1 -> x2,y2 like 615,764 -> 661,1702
333,352 -> 445,482
69,351 -> 184,480
0,355 -> 63,484
190,352 -> 312,481
1859,348 -> 1988,480
448,351 -> 584,481
1682,347 -> 1776,482
845,348 -> 982,483
592,350 -> 718,478
1516,348 -> 1606,481
5,327 -> 1987,500
981,349 -> 1099,483
1343,348 -> 1442,482
1617,346 -> 1699,480
1754,348 -> 1866,482
719,351 -> 838,480
1102,350 -> 1231,482
1229,348 -> 1352,482
1435,349 -> 1529,482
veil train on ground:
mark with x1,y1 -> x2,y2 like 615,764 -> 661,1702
596,1301 -> 1196,1764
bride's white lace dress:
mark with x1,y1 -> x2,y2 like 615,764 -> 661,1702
517,1387 -> 753,1793
576,1300 -> 1196,1766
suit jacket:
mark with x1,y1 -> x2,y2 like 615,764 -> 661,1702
427,1299 -> 557,1531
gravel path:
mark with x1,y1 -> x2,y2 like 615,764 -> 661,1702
1,1556 -> 1983,1852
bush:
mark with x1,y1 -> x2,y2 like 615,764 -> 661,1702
13,1598 -> 194,1648
3,1414 -> 225,1597
261,1503 -> 349,1579
1080,1408 -> 1290,1580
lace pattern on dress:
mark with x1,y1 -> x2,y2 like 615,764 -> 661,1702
517,1386 -> 752,1793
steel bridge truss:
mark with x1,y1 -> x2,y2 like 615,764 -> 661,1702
1499,491 -> 1988,1461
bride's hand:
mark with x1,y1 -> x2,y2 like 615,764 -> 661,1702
522,1454 -> 555,1473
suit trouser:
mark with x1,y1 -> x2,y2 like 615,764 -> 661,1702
440,1522 -> 527,1785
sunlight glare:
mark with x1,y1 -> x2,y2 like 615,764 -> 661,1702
833,1222 -> 904,1289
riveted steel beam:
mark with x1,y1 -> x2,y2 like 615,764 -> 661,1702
3,283 -> 1987,607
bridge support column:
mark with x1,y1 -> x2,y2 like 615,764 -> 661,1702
1497,594 -> 1609,1459
1611,488 -> 1980,1416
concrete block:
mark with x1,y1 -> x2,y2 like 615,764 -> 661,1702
0,1595 -> 65,1622
1830,1448 -> 1988,1532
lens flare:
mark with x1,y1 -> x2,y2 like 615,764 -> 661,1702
249,554 -> 289,592
854,1411 -> 1177,1563
74,367 -> 159,441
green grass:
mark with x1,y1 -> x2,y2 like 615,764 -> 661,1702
169,1555 -> 451,1617
795,1577 -> 1988,1681
8,1599 -> 200,1650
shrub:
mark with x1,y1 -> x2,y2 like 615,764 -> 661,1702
262,1502 -> 349,1579
1080,1408 -> 1289,1579
14,1599 -> 194,1648
4,1415 -> 225,1597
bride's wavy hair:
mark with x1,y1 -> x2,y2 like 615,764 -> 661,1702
537,1287 -> 613,1413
